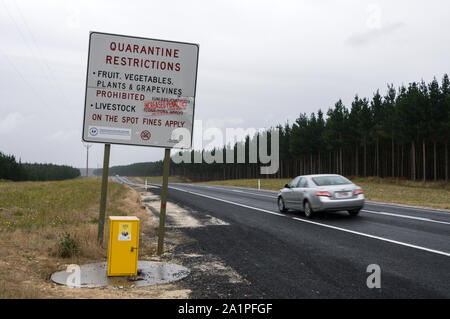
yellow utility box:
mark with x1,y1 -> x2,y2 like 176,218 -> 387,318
107,216 -> 140,276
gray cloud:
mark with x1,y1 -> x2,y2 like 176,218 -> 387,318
0,0 -> 449,168
346,22 -> 405,47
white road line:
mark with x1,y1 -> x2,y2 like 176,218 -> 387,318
145,182 -> 450,225
366,201 -> 450,215
362,209 -> 450,226
192,184 -> 450,216
176,183 -> 278,199
177,184 -> 450,224
167,185 -> 450,258
191,184 -> 278,194
169,186 -> 286,218
229,189 -> 277,198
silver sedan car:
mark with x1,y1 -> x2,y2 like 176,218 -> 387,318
277,174 -> 364,218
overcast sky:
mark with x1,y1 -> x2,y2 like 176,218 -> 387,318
1,0 -> 449,169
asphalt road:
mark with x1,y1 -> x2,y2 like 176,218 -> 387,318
114,176 -> 450,298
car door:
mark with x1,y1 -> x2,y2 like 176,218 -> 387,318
282,176 -> 300,208
296,178 -> 310,211
290,177 -> 306,209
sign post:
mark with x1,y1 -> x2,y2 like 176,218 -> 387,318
82,32 -> 199,248
157,148 -> 171,255
97,143 -> 110,245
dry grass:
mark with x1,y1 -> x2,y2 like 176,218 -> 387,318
350,176 -> 450,210
0,179 -> 154,298
196,177 -> 450,210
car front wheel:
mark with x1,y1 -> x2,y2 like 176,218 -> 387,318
278,197 -> 287,213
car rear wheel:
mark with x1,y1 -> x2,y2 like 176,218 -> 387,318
304,201 -> 314,218
348,209 -> 360,216
278,196 -> 287,213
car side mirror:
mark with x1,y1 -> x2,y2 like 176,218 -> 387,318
284,184 -> 290,188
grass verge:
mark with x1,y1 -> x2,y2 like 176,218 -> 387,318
0,179 -> 152,298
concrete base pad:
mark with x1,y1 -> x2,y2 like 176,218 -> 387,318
51,261 -> 189,288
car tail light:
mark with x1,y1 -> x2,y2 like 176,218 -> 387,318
354,189 -> 363,195
315,191 -> 331,197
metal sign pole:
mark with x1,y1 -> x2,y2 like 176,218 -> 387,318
86,145 -> 89,178
157,148 -> 171,255
83,143 -> 92,178
97,143 -> 111,245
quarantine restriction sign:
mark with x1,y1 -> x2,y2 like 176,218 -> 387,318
82,31 -> 199,148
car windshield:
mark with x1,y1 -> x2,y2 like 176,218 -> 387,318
312,176 -> 352,186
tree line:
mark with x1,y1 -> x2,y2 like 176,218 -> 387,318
101,74 -> 450,182
104,161 -> 165,177
0,151 -> 81,181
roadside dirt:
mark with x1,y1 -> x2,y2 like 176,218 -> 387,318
0,184 -> 185,298
1,182 -> 248,298
137,186 -> 252,295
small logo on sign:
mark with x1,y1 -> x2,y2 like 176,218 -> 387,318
118,222 -> 131,241
140,130 -> 151,140
89,127 -> 98,136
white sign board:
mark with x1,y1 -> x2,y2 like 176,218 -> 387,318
82,32 -> 199,148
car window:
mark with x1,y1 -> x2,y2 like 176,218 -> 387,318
289,177 -> 300,188
311,175 -> 352,186
298,178 -> 309,188
295,178 -> 304,188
